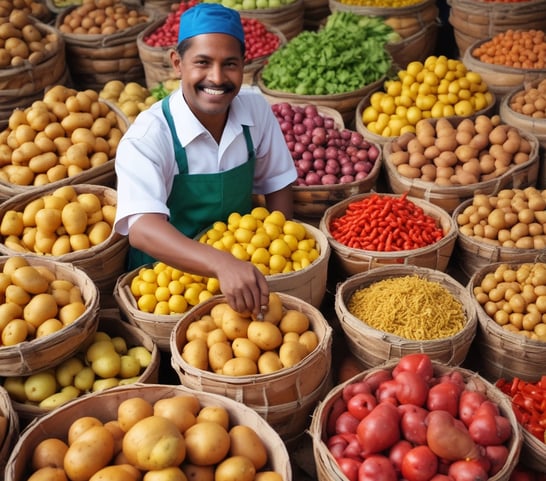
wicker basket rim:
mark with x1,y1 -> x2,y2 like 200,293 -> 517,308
329,0 -> 434,15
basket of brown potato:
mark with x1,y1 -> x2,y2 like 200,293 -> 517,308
382,114 -> 540,214
0,10 -> 68,131
55,0 -> 157,90
0,255 -> 100,377
0,183 -> 129,303
0,85 -> 129,202
5,383 -> 292,481
0,384 -> 19,476
170,291 -> 333,444
451,187 -> 546,283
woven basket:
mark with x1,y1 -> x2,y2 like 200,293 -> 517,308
0,184 -> 129,302
55,3 -> 156,90
462,38 -> 546,106
499,81 -> 546,189
385,20 -> 440,69
143,0 -> 177,14
45,0 -> 83,14
309,360 -> 523,481
354,86 -> 498,149
0,20 -> 68,131
256,67 -> 386,127
0,256 -> 99,377
0,98 -> 128,202
334,265 -> 478,368
238,0 -> 305,40
9,308 -> 161,426
451,198 -> 545,283
448,0 -> 546,56
319,193 -> 458,276
382,120 -> 540,215
519,427 -> 546,473
5,383 -> 292,481
170,291 -> 333,441
467,261 -> 546,384
0,385 -> 19,477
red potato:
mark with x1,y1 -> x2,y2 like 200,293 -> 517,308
427,380 -> 463,417
358,454 -> 397,481
327,397 -> 347,436
399,404 -> 429,446
364,369 -> 392,394
392,353 -> 434,382
376,379 -> 400,405
389,439 -> 413,474
336,411 -> 360,435
485,445 -> 510,476
468,410 -> 512,446
343,380 -> 372,403
425,410 -> 480,461
459,390 -> 488,427
337,457 -> 360,481
401,445 -> 439,481
347,392 -> 377,421
356,402 -> 400,456
395,370 -> 429,407
448,459 -> 489,481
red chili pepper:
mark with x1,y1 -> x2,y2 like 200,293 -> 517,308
329,193 -> 445,252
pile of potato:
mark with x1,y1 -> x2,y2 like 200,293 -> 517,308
2,329 -> 154,409
0,85 -> 124,187
99,80 -> 157,123
509,78 -> 546,118
0,185 -> 116,255
0,0 -> 50,21
0,256 -> 86,347
57,0 -> 149,35
0,9 -> 60,67
456,187 -> 546,249
387,114 -> 533,186
180,292 -> 319,376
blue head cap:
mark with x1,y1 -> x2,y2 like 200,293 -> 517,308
177,3 -> 245,49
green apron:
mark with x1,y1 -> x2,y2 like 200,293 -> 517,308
127,96 -> 256,270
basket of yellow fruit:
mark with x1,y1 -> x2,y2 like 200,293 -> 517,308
5,383 -> 292,481
197,207 -> 331,309
0,255 -> 100,378
170,290 -> 333,444
0,184 -> 129,305
99,80 -> 158,124
2,308 -> 160,425
114,262 -> 222,351
355,56 -> 497,145
0,384 -> 19,476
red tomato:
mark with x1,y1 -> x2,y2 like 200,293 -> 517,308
337,457 -> 361,481
399,404 -> 429,445
485,445 -> 509,476
389,439 -> 413,473
401,445 -> 439,481
427,381 -> 462,417
327,397 -> 347,436
347,392 -> 377,420
458,390 -> 487,427
343,380 -> 372,403
468,411 -> 512,446
395,370 -> 429,406
392,353 -> 434,381
358,454 -> 397,481
336,411 -> 360,434
448,459 -> 488,481
357,402 -> 400,456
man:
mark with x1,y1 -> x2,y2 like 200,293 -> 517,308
114,3 -> 297,316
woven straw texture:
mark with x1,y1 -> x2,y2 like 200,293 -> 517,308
0,184 -> 129,299
0,385 -> 19,477
170,291 -> 332,441
319,193 -> 458,276
309,360 -> 523,481
5,383 -> 292,481
467,261 -> 546,384
448,0 -> 546,56
11,308 -> 161,426
382,120 -> 540,215
385,20 -> 440,69
0,256 -> 99,377
55,3 -> 157,90
499,82 -> 546,189
239,0 -> 305,40
334,265 -> 478,368
451,198 -> 545,282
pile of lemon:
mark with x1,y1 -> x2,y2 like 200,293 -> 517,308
362,55 -> 495,138
198,207 -> 320,276
130,262 -> 220,315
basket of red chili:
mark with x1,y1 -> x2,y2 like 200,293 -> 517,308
496,376 -> 546,473
318,192 -> 457,277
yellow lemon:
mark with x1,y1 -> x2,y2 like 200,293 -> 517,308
154,301 -> 171,315
130,277 -> 143,297
153,262 -> 168,274
251,247 -> 270,266
156,270 -> 171,288
184,285 -> 203,306
234,227 -> 253,244
171,268 -> 183,280
138,294 -> 157,313
168,280 -> 184,295
262,222 -> 281,240
361,105 -> 379,125
155,286 -> 171,303
298,238 -> 316,252
199,290 -> 213,303
231,244 -> 249,261
227,212 -> 242,229
246,243 -> 256,256
168,295 -> 188,314
386,80 -> 402,97
264,210 -> 286,227
251,206 -> 269,220
179,274 -> 193,286
205,228 -> 223,242
283,220 -> 306,241
239,213 -> 258,231
283,234 -> 298,252
255,264 -> 269,276
206,277 -> 220,294
405,105 -> 422,125
212,221 -> 227,233
250,232 -> 270,248
269,254 -> 287,273
139,281 -> 157,296
379,95 -> 396,115
269,238 -> 291,258
406,60 -> 424,77
369,91 -> 384,109
221,233 -> 236,250
454,99 -> 474,117
140,268 -> 156,284
212,240 -> 226,251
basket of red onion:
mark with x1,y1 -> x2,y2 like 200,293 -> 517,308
309,353 -> 523,481
271,102 -> 382,220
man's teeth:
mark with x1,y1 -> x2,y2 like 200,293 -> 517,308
203,88 -> 224,95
